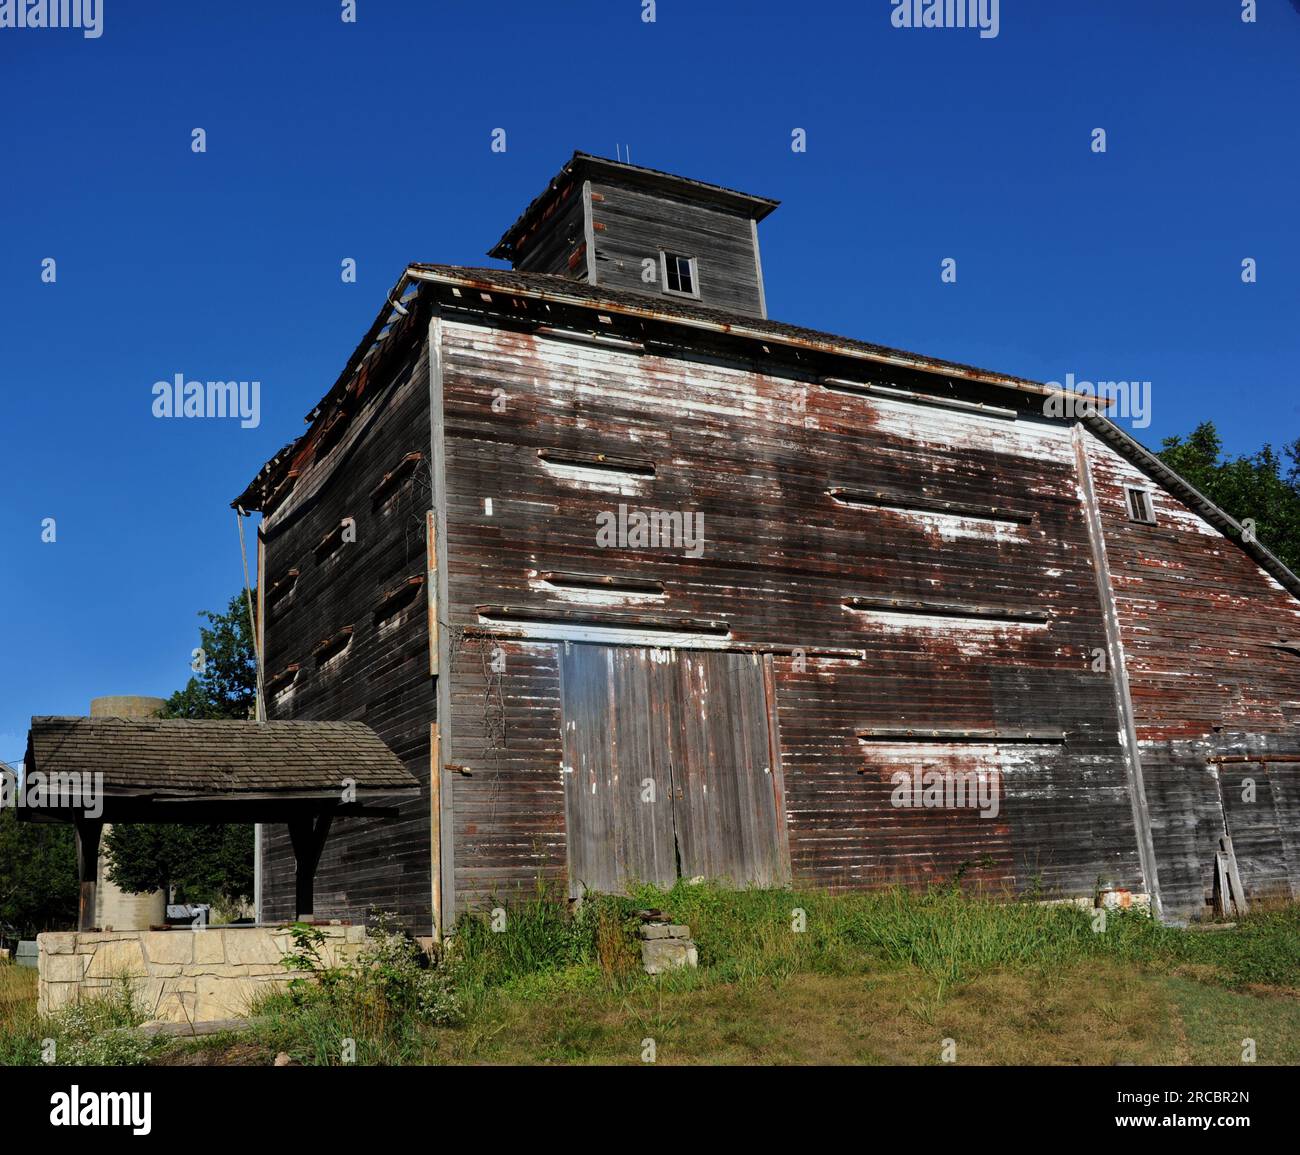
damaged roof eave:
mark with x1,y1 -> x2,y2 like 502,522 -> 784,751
404,264 -> 1065,399
231,266 -> 419,512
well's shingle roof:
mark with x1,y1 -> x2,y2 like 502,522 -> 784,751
25,717 -> 418,796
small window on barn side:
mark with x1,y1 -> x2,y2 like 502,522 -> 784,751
1125,486 -> 1156,525
661,252 -> 699,298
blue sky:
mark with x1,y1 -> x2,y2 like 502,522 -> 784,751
1,0 -> 1297,762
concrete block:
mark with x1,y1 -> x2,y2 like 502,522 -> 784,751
640,938 -> 698,974
639,924 -> 691,940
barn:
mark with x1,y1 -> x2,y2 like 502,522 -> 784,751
234,151 -> 1300,932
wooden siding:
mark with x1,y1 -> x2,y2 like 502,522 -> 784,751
258,330 -> 437,931
437,317 -> 1144,905
448,638 -> 567,911
1085,430 -> 1300,917
511,178 -> 588,282
249,289 -> 1300,927
588,181 -> 765,317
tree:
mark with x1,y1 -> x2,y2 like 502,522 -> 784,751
160,590 -> 258,721
104,590 -> 258,909
0,803 -> 78,940
1158,422 -> 1300,573
102,824 -> 253,907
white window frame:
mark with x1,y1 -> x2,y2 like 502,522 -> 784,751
660,251 -> 701,300
1124,485 -> 1156,525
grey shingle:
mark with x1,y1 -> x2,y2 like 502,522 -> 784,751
25,717 -> 418,795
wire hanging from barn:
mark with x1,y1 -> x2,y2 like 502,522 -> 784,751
235,506 -> 267,723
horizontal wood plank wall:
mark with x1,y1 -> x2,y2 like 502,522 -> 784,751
439,319 -> 1142,902
1218,751 -> 1300,904
259,338 -> 437,931
589,181 -> 764,317
512,179 -> 588,281
1085,430 -> 1300,917
449,638 -> 567,911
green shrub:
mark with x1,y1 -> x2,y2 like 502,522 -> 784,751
5,978 -> 167,1067
452,890 -> 640,993
254,913 -> 463,1064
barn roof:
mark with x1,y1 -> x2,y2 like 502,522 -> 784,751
23,717 -> 418,799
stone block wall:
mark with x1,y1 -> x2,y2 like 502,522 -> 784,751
37,926 -> 367,1023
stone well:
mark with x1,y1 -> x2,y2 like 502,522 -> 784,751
37,925 -> 367,1023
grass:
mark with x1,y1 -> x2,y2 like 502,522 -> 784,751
0,965 -> 39,1066
5,883 -> 1300,1065
435,965 -> 1180,1065
0,968 -> 167,1066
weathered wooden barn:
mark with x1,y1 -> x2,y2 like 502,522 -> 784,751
235,151 -> 1300,931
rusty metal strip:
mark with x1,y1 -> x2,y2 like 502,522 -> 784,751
311,625 -> 354,661
265,663 -> 299,691
582,180 -> 597,283
369,452 -> 423,503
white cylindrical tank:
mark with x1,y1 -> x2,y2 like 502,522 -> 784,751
90,696 -> 169,931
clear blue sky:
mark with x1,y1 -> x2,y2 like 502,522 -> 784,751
2,1 -> 1298,763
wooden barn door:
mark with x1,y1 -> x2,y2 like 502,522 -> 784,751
664,651 -> 789,888
559,644 -> 678,897
559,644 -> 788,898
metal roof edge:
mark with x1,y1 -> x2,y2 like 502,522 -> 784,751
404,265 -> 1058,399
